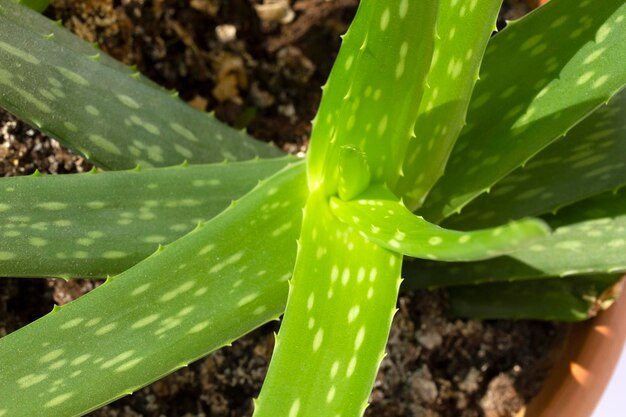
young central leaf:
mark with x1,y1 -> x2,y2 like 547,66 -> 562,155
306,0 -> 437,195
256,2 -> 437,416
254,191 -> 402,417
395,0 -> 503,208
338,146 -> 371,201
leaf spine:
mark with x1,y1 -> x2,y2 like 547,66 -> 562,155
57,274 -> 71,282
359,32 -> 368,51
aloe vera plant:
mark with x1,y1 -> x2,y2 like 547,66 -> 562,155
0,0 -> 625,416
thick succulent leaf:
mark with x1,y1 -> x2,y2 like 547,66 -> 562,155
544,187 -> 626,226
0,163 -> 306,417
0,157 -> 295,278
338,146 -> 371,201
444,89 -> 626,229
16,0 -> 49,12
407,190 -> 626,288
394,0 -> 503,208
0,0 -> 281,170
420,0 -> 626,222
306,0 -> 438,193
254,191 -> 402,417
330,184 -> 549,262
446,274 -> 623,321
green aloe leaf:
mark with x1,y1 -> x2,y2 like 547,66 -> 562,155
0,157 -> 295,279
420,0 -> 626,222
444,89 -> 626,229
254,191 -> 402,417
16,0 -> 48,12
394,0 -> 503,208
446,274 -> 623,321
306,0 -> 438,194
407,190 -> 626,288
545,187 -> 626,226
330,184 -> 549,262
0,163 -> 307,417
0,0 -> 281,170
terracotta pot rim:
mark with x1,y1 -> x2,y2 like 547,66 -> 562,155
517,277 -> 626,417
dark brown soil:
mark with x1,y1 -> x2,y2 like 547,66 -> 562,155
0,110 -> 93,176
0,1 -> 563,416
